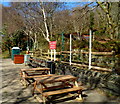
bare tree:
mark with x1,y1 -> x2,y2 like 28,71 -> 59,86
96,2 -> 118,39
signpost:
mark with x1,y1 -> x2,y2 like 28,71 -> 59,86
49,41 -> 56,61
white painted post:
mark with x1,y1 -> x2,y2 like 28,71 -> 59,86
89,30 -> 92,70
70,34 -> 72,65
54,49 -> 56,61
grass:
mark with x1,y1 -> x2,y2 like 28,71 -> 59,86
20,51 -> 26,55
0,51 -> 11,59
0,50 -> 26,59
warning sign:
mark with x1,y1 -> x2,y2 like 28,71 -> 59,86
49,41 -> 56,49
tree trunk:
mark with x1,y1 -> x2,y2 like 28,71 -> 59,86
34,33 -> 37,50
40,1 -> 50,42
97,2 -> 116,39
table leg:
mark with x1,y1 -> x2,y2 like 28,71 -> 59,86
20,72 -> 28,87
32,81 -> 37,95
76,92 -> 82,101
48,71 -> 50,75
74,81 -> 83,101
40,84 -> 47,104
75,81 -> 78,87
43,96 -> 46,104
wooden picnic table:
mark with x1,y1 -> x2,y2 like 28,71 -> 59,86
20,68 -> 50,86
32,74 -> 83,103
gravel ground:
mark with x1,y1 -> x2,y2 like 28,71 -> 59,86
1,58 -> 119,104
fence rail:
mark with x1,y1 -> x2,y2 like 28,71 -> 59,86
33,50 -> 115,71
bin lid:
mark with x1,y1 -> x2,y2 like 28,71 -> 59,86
47,61 -> 53,63
12,47 -> 20,49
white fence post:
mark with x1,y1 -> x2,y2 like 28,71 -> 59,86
89,30 -> 92,70
70,34 -> 72,65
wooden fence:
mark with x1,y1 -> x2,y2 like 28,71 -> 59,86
32,50 -> 115,72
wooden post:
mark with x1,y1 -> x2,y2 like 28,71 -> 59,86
112,50 -> 115,69
81,50 -> 83,64
41,49 -> 42,56
89,30 -> 92,70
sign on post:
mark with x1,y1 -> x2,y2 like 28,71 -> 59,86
49,41 -> 56,61
49,41 -> 56,49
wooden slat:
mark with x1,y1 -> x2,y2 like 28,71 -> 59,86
91,67 -> 112,72
23,74 -> 54,78
21,68 -> 50,71
29,58 -> 34,60
81,51 -> 113,55
42,83 -> 74,91
34,75 -> 77,84
43,86 -> 83,97
42,52 -> 61,55
26,61 -> 38,67
32,59 -> 43,63
27,73 -> 47,76
61,51 -> 113,55
61,51 -> 72,54
43,56 -> 59,61
26,70 -> 48,73
43,84 -> 66,91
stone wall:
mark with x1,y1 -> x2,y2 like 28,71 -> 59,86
55,62 -> 120,96
30,57 -> 120,96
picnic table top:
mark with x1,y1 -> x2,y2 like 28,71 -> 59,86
34,74 -> 77,84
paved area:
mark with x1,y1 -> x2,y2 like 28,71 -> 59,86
1,58 -> 37,103
1,58 -> 119,104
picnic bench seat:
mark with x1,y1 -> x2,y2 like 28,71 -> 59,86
27,57 -> 46,68
20,68 -> 50,77
27,61 -> 38,68
42,86 -> 83,97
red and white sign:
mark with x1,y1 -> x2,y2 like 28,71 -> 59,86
49,41 -> 56,49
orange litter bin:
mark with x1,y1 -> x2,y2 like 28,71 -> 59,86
14,55 -> 24,64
